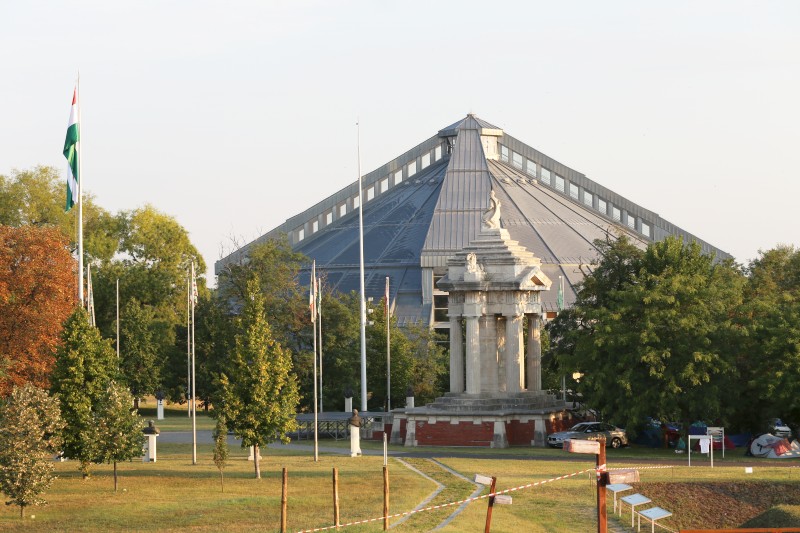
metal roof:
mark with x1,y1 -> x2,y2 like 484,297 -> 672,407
216,114 -> 731,321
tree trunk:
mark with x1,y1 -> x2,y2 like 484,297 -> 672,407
254,443 -> 261,479
114,461 -> 118,492
19,504 -> 24,519
220,470 -> 225,493
133,396 -> 139,410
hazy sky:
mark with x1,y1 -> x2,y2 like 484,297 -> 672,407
2,1 -> 798,284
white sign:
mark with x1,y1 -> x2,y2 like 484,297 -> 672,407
564,439 -> 601,454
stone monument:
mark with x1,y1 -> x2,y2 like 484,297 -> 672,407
142,420 -> 160,462
390,190 -> 568,448
349,409 -> 362,457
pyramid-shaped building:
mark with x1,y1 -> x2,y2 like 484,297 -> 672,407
216,115 -> 730,332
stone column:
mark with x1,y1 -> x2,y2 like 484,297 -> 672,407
497,316 -> 507,393
479,315 -> 499,393
526,315 -> 542,391
465,316 -> 481,393
449,315 -> 464,393
505,314 -> 524,393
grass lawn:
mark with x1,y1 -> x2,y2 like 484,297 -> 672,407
2,403 -> 798,531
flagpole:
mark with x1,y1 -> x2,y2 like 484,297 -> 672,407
318,275 -> 323,413
191,263 -> 197,465
116,278 -> 120,359
187,276 -> 191,418
311,261 -> 319,462
76,75 -> 84,305
386,276 -> 391,412
357,119 -> 368,413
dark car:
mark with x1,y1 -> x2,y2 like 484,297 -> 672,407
547,421 -> 628,449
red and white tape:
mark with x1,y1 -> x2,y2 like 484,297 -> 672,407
296,466 -> 595,533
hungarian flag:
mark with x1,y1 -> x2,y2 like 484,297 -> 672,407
63,86 -> 80,212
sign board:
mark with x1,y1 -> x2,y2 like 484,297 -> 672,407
564,438 -> 601,454
474,474 -> 494,485
607,469 -> 639,484
494,495 -> 512,505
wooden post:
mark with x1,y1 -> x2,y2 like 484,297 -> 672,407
281,467 -> 288,533
597,438 -> 607,533
484,476 -> 497,533
383,465 -> 390,530
332,467 -> 340,529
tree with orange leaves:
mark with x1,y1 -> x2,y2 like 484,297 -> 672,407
0,225 -> 76,396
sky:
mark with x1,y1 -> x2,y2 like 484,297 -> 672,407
2,1 -> 798,285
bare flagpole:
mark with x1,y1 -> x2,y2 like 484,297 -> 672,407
187,276 -> 191,418
386,276 -> 391,412
318,275 -> 323,413
191,262 -> 197,465
116,278 -> 120,359
311,260 -> 319,462
357,119 -> 368,413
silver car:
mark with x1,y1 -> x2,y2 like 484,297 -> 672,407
547,422 -> 628,449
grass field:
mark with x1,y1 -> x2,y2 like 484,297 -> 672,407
2,404 -> 799,531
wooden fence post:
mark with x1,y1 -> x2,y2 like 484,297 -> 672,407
333,467 -> 340,529
281,467 -> 288,533
383,465 -> 390,530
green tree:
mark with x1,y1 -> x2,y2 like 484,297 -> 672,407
550,236 -> 744,435
217,236 -> 307,351
217,276 -> 299,479
0,384 -> 65,518
313,290 -> 447,412
119,299 -> 161,408
0,166 -> 120,263
51,307 -> 119,477
735,246 -> 800,431
90,381 -> 144,492
212,415 -> 229,492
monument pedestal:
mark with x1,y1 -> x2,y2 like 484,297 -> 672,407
391,392 -> 577,448
142,434 -> 158,462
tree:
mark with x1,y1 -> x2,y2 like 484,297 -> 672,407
0,384 -> 65,518
549,236 -> 745,435
0,225 -> 76,395
212,415 -> 229,492
90,381 -> 144,492
217,276 -> 299,479
50,307 -> 119,477
0,166 -> 120,263
734,246 -> 800,431
311,289 -> 447,412
119,299 -> 161,409
217,236 -> 307,351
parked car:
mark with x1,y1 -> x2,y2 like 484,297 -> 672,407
766,418 -> 793,439
547,422 -> 628,449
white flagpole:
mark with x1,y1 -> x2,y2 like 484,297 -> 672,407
357,119 -> 368,413
386,276 -> 391,412
86,263 -> 95,326
318,275 -> 323,413
187,276 -> 191,418
76,75 -> 84,305
191,262 -> 197,465
116,278 -> 120,359
312,261 -> 319,462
